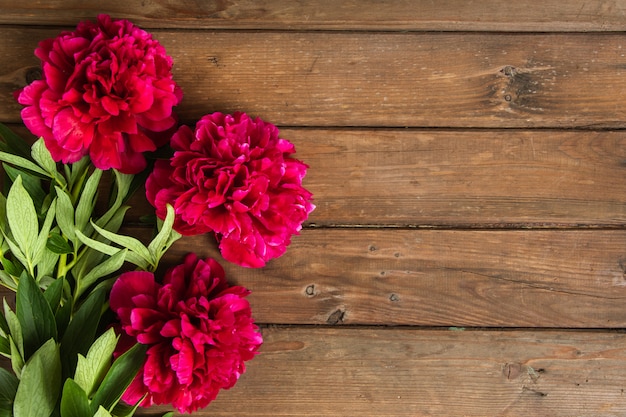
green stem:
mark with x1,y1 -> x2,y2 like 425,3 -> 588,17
70,169 -> 88,203
56,253 -> 68,280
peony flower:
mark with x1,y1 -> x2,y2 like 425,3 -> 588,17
146,112 -> 315,268
17,14 -> 182,174
109,253 -> 263,413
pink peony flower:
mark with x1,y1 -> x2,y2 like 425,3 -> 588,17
17,14 -> 182,174
109,253 -> 262,413
146,112 -> 315,268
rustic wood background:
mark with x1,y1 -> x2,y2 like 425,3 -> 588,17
2,1 -> 626,415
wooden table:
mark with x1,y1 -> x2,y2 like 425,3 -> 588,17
2,1 -> 626,416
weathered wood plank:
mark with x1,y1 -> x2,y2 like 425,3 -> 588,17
4,229 -> 623,328
5,125 -> 626,227
159,229 -> 626,328
288,128 -> 626,227
135,327 -> 626,417
2,30 -> 626,128
1,0 -> 626,32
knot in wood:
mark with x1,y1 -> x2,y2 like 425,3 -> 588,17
501,65 -> 517,77
305,284 -> 316,297
327,309 -> 345,325
503,362 -> 522,380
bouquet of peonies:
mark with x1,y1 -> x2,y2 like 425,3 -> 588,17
0,14 -> 314,416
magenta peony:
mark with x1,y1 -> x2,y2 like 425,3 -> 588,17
146,112 -> 315,268
109,253 -> 262,413
17,14 -> 182,174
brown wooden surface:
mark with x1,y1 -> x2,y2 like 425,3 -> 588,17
2,2 -> 626,416
3,30 -> 626,128
1,0 -> 626,32
163,229 -> 626,328
133,327 -> 626,417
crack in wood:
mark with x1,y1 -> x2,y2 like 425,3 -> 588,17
447,267 -> 624,300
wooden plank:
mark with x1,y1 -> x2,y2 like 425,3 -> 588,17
134,327 -> 626,416
159,229 -> 626,328
2,30 -> 626,128
4,124 -> 626,227
1,0 -> 626,32
285,128 -> 626,227
4,228 -> 624,328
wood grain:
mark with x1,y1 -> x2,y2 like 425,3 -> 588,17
4,124 -> 626,227
284,128 -> 626,227
1,0 -> 626,32
2,4 -> 626,417
4,228 -> 624,328
134,327 -> 626,417
3,30 -> 626,128
156,229 -> 626,328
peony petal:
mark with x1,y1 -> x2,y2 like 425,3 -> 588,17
170,339 -> 195,385
219,235 -> 266,268
111,250 -> 262,413
52,107 -> 94,153
17,13 -> 180,173
140,112 -> 313,266
110,271 -> 159,314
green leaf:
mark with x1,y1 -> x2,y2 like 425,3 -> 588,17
60,379 -> 91,417
75,230 -> 148,271
73,206 -> 129,282
111,171 -> 134,206
1,257 -> 22,279
3,235 -> 29,274
67,157 -> 90,190
6,176 -> 38,264
2,164 -> 46,213
55,186 -> 76,242
16,272 -> 57,359
0,366 -> 18,399
0,305 -> 9,335
47,232 -> 73,254
147,204 -> 181,266
55,298 -> 72,342
43,277 -> 64,313
90,221 -> 152,267
0,193 -> 7,234
13,339 -> 62,417
8,335 -> 23,377
93,406 -> 112,417
74,328 -> 117,397
36,247 -> 60,282
0,124 -> 31,158
0,152 -> 49,178
74,230 -> 120,257
0,367 -> 18,417
31,138 -> 58,177
90,343 -> 146,414
37,275 -> 55,290
0,335 -> 9,357
32,198 -> 57,270
71,248 -> 106,289
60,288 -> 104,379
4,299 -> 23,358
111,396 -> 146,417
0,401 -> 11,417
0,271 -> 17,292
75,169 -> 102,236
76,249 -> 127,300
99,205 -> 129,235
96,171 -> 133,229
